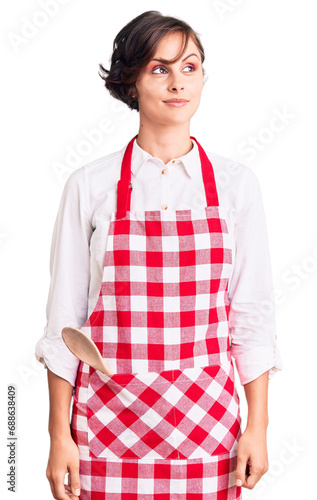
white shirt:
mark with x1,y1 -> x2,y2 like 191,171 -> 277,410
35,138 -> 283,387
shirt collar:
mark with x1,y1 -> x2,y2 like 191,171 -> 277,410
130,137 -> 200,178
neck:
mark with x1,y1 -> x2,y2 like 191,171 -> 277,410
136,120 -> 193,164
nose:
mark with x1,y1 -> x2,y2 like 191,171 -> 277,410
168,71 -> 185,93
170,85 -> 184,92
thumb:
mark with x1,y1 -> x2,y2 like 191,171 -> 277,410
69,465 -> 81,497
235,454 -> 247,487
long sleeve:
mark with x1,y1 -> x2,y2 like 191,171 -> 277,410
35,167 -> 93,387
228,167 -> 283,386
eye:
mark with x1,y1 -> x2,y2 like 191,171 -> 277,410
183,64 -> 196,72
152,66 -> 168,74
151,63 -> 197,75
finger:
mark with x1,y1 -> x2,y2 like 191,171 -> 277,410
68,463 -> 81,498
48,479 -> 57,500
235,454 -> 248,487
65,491 -> 79,498
46,467 -> 57,499
53,473 -> 73,500
47,473 -> 59,499
65,483 -> 80,498
244,461 -> 268,490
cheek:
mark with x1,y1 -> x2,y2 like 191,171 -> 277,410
191,79 -> 204,98
136,79 -> 158,98
137,83 -> 163,106
137,91 -> 162,115
139,90 -> 158,105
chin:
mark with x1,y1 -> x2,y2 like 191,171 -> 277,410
162,116 -> 192,126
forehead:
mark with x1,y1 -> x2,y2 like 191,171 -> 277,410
152,32 -> 200,60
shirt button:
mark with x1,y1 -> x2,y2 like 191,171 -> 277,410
161,204 -> 168,210
161,168 -> 168,175
172,160 -> 176,164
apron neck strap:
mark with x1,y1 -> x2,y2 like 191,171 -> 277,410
190,136 -> 219,207
116,135 -> 137,219
116,135 -> 219,219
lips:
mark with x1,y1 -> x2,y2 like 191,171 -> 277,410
163,99 -> 189,107
163,99 -> 189,103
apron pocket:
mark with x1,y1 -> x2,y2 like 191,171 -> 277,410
86,362 -> 241,460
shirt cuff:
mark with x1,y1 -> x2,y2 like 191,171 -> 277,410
35,332 -> 80,387
231,342 -> 283,386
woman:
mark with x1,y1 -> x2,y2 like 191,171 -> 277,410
35,10 -> 282,500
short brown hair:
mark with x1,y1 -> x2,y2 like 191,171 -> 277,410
98,10 -> 205,112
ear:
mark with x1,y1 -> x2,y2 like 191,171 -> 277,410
129,83 -> 139,100
131,89 -> 138,99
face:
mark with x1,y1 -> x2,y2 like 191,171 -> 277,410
134,32 -> 204,127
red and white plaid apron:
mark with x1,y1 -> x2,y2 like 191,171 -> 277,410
71,135 -> 242,499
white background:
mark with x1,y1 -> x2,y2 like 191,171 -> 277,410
1,1 -> 316,499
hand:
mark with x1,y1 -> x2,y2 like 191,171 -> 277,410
235,426 -> 269,490
46,434 -> 81,499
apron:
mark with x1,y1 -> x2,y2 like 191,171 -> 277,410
71,135 -> 242,499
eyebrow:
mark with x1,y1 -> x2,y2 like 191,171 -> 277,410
151,53 -> 200,63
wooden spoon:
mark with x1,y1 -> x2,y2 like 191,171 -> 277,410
62,327 -> 113,376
